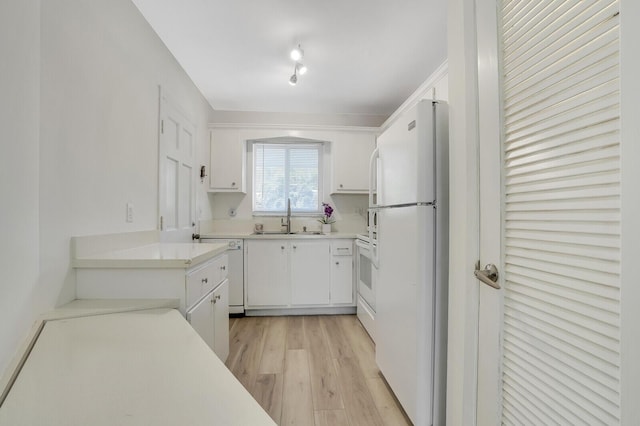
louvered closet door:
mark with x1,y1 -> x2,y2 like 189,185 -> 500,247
498,0 -> 621,424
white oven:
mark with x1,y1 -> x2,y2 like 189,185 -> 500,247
356,234 -> 376,341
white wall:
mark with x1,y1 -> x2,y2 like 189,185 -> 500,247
0,0 -> 215,378
211,110 -> 387,128
0,0 -> 41,381
206,128 -> 372,234
380,61 -> 449,131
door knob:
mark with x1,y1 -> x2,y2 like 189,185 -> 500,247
474,262 -> 500,289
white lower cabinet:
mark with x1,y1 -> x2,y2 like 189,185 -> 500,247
213,279 -> 230,361
186,278 -> 229,362
291,241 -> 331,305
245,239 -> 354,310
186,288 -> 215,350
76,254 -> 230,362
330,240 -> 354,304
245,240 -> 289,306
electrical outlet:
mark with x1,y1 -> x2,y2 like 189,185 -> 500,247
126,203 -> 134,223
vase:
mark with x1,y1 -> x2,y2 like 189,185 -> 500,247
322,223 -> 331,234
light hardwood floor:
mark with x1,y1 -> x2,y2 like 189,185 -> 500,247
226,315 -> 412,426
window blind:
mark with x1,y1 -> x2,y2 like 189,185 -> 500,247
500,0 -> 621,424
253,143 -> 322,213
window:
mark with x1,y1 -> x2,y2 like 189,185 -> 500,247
252,142 -> 323,214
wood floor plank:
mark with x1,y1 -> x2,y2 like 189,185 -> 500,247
259,316 -> 287,374
338,315 -> 380,378
229,316 -> 237,330
254,373 -> 284,424
227,316 -> 269,391
366,377 -> 412,426
227,315 -> 408,426
286,316 -> 305,350
303,316 -> 344,410
282,349 -> 314,426
333,356 -> 385,426
319,315 -> 356,360
226,315 -> 252,370
314,409 -> 350,426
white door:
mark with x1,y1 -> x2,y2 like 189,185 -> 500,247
475,1 -> 622,424
158,90 -> 196,238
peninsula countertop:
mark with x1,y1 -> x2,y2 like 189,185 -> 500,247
72,242 -> 228,269
0,303 -> 275,426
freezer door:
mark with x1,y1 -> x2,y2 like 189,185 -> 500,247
375,205 -> 435,425
377,100 -> 436,206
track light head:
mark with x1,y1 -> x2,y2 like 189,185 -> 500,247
290,45 -> 304,61
289,73 -> 298,86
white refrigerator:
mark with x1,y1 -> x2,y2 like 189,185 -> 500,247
369,99 -> 448,425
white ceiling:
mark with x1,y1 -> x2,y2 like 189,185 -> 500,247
131,0 -> 447,117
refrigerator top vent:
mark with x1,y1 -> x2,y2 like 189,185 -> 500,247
407,120 -> 416,131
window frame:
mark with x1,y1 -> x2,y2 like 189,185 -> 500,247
251,140 -> 324,216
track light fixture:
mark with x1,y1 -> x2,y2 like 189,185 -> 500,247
288,44 -> 307,86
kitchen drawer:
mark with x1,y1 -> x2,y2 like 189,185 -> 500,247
211,254 -> 228,284
331,241 -> 353,256
186,260 -> 217,308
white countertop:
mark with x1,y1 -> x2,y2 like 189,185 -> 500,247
0,306 -> 275,426
201,231 -> 358,240
73,242 -> 228,269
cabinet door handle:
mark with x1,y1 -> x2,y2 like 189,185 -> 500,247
231,182 -> 236,186
202,278 -> 208,283
336,261 -> 340,265
216,295 -> 221,300
293,245 -> 297,249
281,246 -> 285,250
220,265 -> 226,270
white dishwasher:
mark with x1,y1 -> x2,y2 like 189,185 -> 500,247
201,238 -> 244,314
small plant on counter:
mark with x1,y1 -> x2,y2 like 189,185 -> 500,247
318,202 -> 336,224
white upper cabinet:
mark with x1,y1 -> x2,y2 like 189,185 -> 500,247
208,125 -> 376,196
330,132 -> 376,194
209,128 -> 246,193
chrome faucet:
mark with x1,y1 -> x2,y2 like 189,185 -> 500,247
281,198 -> 291,233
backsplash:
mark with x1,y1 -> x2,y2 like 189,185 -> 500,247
200,214 -> 367,235
202,193 -> 368,234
